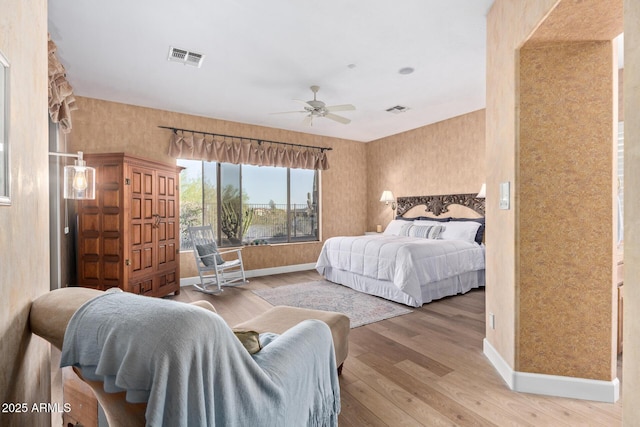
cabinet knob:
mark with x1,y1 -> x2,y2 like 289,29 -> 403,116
125,259 -> 131,266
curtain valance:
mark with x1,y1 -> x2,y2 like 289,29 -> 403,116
167,131 -> 330,170
48,35 -> 77,133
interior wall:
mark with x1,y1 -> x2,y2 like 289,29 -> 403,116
366,109 -> 485,230
488,0 -> 627,403
623,0 -> 640,420
68,97 -> 368,274
0,0 -> 51,426
485,0 -> 559,368
518,40 -> 616,380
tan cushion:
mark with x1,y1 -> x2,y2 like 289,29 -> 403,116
233,305 -> 350,367
189,300 -> 217,313
30,287 -> 105,350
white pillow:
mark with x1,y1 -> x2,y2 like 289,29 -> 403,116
434,221 -> 481,243
383,220 -> 409,236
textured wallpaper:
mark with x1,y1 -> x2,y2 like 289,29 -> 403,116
487,0 -> 622,383
519,41 -> 616,380
70,97 -> 368,272
366,110 -> 486,231
70,97 -> 481,272
0,1 -> 52,426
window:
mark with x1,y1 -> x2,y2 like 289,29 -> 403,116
178,160 -> 319,248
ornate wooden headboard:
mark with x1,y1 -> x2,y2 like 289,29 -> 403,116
396,193 -> 485,217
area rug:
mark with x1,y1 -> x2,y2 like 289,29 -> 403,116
252,280 -> 412,328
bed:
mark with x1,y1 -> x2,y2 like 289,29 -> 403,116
315,193 -> 485,307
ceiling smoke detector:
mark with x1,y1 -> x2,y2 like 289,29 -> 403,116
386,105 -> 410,114
167,46 -> 205,68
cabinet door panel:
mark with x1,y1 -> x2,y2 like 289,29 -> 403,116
158,199 -> 166,218
130,166 -> 156,279
132,250 -> 142,272
144,223 -> 153,244
158,222 -> 166,242
143,199 -> 153,220
167,242 -> 176,262
167,222 -> 175,242
158,243 -> 167,265
158,175 -> 167,196
143,247 -> 153,269
132,224 -> 142,245
132,198 -> 142,220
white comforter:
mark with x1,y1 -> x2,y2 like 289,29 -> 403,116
315,235 -> 485,305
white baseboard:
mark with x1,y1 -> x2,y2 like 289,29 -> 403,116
180,263 -> 316,287
483,338 -> 620,403
482,338 -> 514,389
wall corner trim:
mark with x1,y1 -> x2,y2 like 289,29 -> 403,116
483,338 -> 515,389
483,339 -> 620,403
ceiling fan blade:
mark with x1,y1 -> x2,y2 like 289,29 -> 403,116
324,113 -> 351,125
326,104 -> 355,112
269,110 -> 307,115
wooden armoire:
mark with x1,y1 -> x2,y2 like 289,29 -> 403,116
76,153 -> 181,297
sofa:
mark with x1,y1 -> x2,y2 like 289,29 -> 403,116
30,287 -> 350,427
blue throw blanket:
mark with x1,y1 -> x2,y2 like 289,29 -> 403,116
60,290 -> 340,426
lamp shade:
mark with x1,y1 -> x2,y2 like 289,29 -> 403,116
379,190 -> 395,203
476,183 -> 486,198
63,159 -> 95,200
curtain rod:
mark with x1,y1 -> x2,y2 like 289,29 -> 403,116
158,126 -> 333,152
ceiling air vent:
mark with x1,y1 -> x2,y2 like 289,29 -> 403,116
167,46 -> 205,68
385,105 -> 410,114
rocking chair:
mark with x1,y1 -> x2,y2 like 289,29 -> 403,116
187,225 -> 248,294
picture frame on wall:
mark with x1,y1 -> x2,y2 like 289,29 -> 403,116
0,50 -> 9,206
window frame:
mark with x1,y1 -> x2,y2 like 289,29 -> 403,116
179,160 -> 319,248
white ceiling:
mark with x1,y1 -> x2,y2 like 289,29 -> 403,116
48,0 -> 495,142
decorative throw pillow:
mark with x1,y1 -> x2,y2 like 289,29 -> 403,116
196,243 -> 224,266
399,223 -> 414,237
409,225 -> 445,239
400,223 -> 444,239
232,329 -> 262,354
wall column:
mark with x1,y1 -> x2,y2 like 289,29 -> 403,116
518,41 -> 617,382
623,0 -> 640,420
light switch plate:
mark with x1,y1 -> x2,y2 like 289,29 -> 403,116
499,182 -> 510,210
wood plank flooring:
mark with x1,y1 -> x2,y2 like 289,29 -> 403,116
171,271 -> 623,427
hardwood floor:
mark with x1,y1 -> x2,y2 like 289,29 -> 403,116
171,271 -> 623,427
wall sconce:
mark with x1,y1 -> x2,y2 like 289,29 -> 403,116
49,151 -> 96,200
476,183 -> 486,198
380,190 -> 396,210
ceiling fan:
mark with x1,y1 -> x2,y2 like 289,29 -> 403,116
272,85 -> 355,126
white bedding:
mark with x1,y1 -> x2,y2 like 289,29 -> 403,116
315,235 -> 485,307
